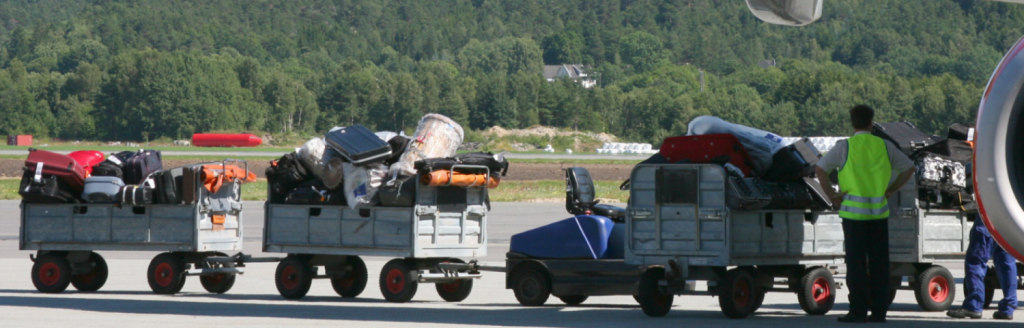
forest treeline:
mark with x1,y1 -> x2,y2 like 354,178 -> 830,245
0,0 -> 1021,144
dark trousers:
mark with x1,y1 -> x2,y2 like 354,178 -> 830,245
842,218 -> 891,317
962,218 -> 1018,314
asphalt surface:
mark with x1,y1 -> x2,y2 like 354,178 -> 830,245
0,149 -> 648,160
0,201 -> 1018,327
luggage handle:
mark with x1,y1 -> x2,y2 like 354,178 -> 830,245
33,162 -> 43,184
445,165 -> 490,187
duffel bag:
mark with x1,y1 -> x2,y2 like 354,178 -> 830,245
266,152 -> 315,203
117,185 -> 155,206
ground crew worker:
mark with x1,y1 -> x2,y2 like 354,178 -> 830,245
947,215 -> 1018,320
815,105 -> 916,323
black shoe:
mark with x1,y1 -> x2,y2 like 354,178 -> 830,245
946,308 -> 982,319
993,312 -> 1013,320
868,314 -> 886,323
838,313 -> 868,323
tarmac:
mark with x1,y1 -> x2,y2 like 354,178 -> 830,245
0,201 -> 1019,327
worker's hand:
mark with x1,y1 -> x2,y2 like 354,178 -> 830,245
830,191 -> 848,210
884,190 -> 895,199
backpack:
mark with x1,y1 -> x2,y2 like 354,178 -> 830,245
266,152 -> 315,203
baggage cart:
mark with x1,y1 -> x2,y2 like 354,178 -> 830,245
262,166 -> 489,302
20,160 -> 255,294
625,164 -> 846,319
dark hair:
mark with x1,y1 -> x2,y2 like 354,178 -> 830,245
849,105 -> 874,130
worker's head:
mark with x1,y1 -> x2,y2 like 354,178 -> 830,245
849,105 -> 874,131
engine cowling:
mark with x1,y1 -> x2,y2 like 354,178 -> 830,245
974,35 -> 1024,261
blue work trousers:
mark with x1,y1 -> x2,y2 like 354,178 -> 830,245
962,217 -> 1018,314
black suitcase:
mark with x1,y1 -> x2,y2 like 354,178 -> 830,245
947,123 -> 975,141
912,139 -> 973,163
385,135 -> 411,166
266,152 -> 314,203
117,185 -> 154,205
18,169 -> 76,203
872,121 -> 940,156
324,125 -> 392,165
155,167 -> 185,204
284,180 -> 345,205
378,175 -> 417,207
763,138 -> 822,182
124,150 -> 163,185
726,176 -> 772,211
764,181 -> 819,210
802,177 -> 833,210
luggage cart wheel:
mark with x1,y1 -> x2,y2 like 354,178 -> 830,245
200,252 -> 236,294
148,253 -> 188,294
638,267 -> 673,317
983,265 -> 997,309
558,295 -> 588,306
379,259 -> 418,302
275,257 -> 314,299
71,252 -> 109,292
796,267 -> 835,315
433,259 -> 473,302
718,268 -> 759,319
913,265 -> 956,311
331,256 -> 368,298
31,253 -> 72,293
511,264 -> 551,306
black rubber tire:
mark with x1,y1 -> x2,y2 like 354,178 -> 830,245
379,259 -> 418,303
796,267 -> 835,315
32,253 -> 72,293
751,290 -> 766,312
558,295 -> 589,306
913,265 -> 956,312
275,257 -> 314,299
70,252 -> 108,292
331,256 -> 368,298
638,268 -> 674,317
436,279 -> 474,302
147,253 -> 187,294
511,265 -> 551,306
718,268 -> 758,319
200,252 -> 236,294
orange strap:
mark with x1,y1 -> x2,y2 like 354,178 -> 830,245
201,164 -> 257,193
420,170 -> 500,188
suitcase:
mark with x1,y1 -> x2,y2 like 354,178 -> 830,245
117,185 -> 155,205
266,152 -> 315,203
872,121 -> 940,156
764,181 -> 819,210
660,134 -> 756,177
182,165 -> 202,205
24,148 -> 87,191
124,150 -> 163,185
385,135 -> 410,166
325,125 -> 392,165
763,138 -> 822,182
91,151 -> 135,179
947,123 -> 975,141
912,139 -> 973,163
802,176 -> 833,210
284,180 -> 345,205
82,176 -> 125,203
726,176 -> 772,211
155,167 -> 184,204
68,150 -> 105,175
378,175 -> 417,207
916,154 -> 967,192
18,169 -> 76,203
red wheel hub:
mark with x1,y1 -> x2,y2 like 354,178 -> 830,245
734,279 -> 751,308
812,277 -> 831,304
154,263 -> 174,287
386,268 -> 405,294
440,281 -> 461,293
38,262 -> 60,286
281,266 -> 299,290
929,276 -> 949,302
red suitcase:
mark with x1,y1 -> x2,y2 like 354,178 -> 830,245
659,134 -> 756,177
25,148 -> 87,191
68,150 -> 105,176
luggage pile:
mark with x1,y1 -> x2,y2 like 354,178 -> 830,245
642,116 -> 833,212
875,121 -> 976,211
267,113 -> 509,209
20,148 -> 255,205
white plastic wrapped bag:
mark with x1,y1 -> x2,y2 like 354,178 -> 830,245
343,163 -> 388,209
687,116 -> 785,176
298,138 -> 328,179
393,113 -> 465,175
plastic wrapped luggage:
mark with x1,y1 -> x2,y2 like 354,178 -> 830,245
325,125 -> 392,165
342,163 -> 388,209
872,121 -> 940,156
916,155 -> 966,192
686,116 -> 785,175
18,169 -> 76,203
297,138 -> 329,179
25,148 -> 87,191
82,176 -> 125,203
509,215 -> 618,259
660,134 -> 756,177
68,150 -> 105,176
762,138 -> 821,182
394,113 -> 465,175
124,150 -> 162,185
